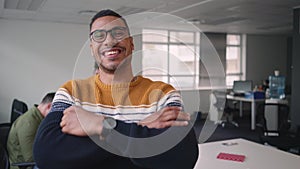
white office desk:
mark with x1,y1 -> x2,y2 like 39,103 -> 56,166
226,95 -> 265,130
194,138 -> 300,169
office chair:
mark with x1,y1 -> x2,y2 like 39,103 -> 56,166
0,123 -> 11,148
0,123 -> 36,169
210,91 -> 239,128
256,103 -> 300,154
221,99 -> 239,128
0,143 -> 9,169
11,99 -> 28,124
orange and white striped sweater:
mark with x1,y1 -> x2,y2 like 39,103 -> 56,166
52,75 -> 183,123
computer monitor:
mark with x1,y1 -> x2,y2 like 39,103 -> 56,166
232,80 -> 253,94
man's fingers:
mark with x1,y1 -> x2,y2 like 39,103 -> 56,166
163,120 -> 189,127
171,120 -> 189,127
138,106 -> 190,128
60,113 -> 68,127
155,120 -> 189,129
63,106 -> 73,114
163,106 -> 182,112
177,112 -> 190,121
140,109 -> 182,124
160,111 -> 179,121
138,111 -> 160,124
60,120 -> 65,127
160,111 -> 190,121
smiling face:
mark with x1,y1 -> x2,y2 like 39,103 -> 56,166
90,16 -> 134,74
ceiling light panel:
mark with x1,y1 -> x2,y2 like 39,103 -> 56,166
4,0 -> 19,9
17,0 -> 32,10
204,16 -> 247,25
4,0 -> 45,11
116,6 -> 147,16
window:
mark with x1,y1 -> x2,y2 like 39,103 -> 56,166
142,29 -> 200,89
226,34 -> 243,86
142,30 -> 244,89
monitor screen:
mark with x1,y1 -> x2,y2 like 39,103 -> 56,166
232,80 -> 252,94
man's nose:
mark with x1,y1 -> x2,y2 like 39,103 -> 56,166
103,32 -> 117,46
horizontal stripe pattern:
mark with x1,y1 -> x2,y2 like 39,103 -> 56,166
51,88 -> 183,123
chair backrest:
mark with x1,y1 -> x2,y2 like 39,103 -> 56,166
211,91 -> 227,111
0,123 -> 11,148
0,143 -> 9,169
0,123 -> 36,169
0,123 -> 11,169
11,99 -> 28,124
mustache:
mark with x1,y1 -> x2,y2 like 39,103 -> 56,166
99,46 -> 126,54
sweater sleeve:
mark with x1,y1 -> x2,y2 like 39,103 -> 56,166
33,103 -> 114,169
34,110 -> 198,169
113,122 -> 199,169
33,87 -> 199,169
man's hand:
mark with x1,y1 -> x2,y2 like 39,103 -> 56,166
138,106 -> 190,129
60,106 -> 104,136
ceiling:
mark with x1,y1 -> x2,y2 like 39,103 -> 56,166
1,0 -> 300,34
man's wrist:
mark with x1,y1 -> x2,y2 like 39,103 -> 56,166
100,117 -> 117,140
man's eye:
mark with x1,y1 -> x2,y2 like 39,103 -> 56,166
94,31 -> 105,39
113,31 -> 125,37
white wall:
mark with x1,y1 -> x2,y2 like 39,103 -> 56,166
0,19 -> 143,123
0,19 -> 89,123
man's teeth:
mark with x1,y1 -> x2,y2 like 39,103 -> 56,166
106,50 -> 118,55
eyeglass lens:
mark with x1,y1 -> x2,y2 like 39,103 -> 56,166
91,27 -> 127,42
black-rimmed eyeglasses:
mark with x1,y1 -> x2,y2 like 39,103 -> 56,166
90,26 -> 128,43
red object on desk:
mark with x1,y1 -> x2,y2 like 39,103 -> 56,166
217,152 -> 246,162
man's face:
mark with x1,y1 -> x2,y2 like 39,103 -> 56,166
90,16 -> 134,74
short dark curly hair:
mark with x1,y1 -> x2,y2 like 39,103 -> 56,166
89,9 -> 130,34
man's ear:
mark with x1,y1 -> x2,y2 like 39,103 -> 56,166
47,103 -> 52,109
90,43 -> 94,57
129,36 -> 134,51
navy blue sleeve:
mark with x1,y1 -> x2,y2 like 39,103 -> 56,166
33,103 -> 198,169
33,110 -> 116,169
113,122 -> 199,169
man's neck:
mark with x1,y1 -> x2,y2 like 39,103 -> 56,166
99,68 -> 134,85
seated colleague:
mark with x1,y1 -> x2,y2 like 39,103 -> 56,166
7,92 -> 55,169
33,9 -> 199,169
262,79 -> 269,91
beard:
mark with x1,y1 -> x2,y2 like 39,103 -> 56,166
97,54 -> 132,75
98,62 -> 117,74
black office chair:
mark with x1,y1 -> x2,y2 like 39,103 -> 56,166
0,123 -> 11,169
0,142 -> 9,169
11,99 -> 28,124
0,143 -> 36,169
221,99 -> 239,128
256,103 -> 300,154
0,123 -> 36,169
211,91 -> 239,128
0,123 -> 11,148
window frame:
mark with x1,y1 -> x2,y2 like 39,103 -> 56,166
225,34 -> 244,87
142,29 -> 200,90
142,30 -> 245,90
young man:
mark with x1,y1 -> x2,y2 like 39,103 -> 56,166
34,9 -> 198,169
7,92 -> 55,169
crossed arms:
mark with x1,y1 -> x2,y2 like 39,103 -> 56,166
34,102 -> 199,169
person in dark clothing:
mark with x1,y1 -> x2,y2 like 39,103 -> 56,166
33,9 -> 198,169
